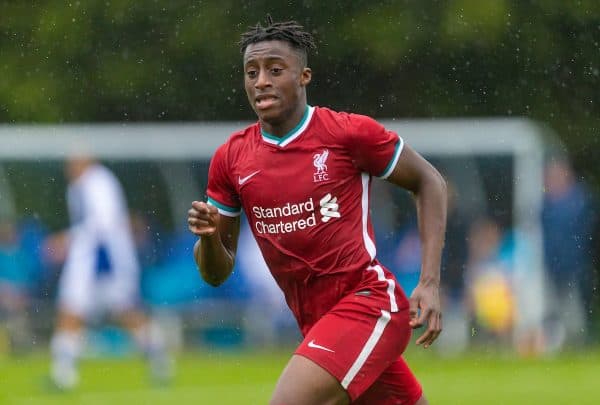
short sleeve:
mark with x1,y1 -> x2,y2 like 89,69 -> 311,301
345,114 -> 404,179
206,143 -> 242,217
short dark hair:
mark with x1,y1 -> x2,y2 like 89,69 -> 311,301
239,16 -> 316,66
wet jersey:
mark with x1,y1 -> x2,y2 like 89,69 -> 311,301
206,106 -> 407,332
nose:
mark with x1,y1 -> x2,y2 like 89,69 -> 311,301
255,69 -> 271,89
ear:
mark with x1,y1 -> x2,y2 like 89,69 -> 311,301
300,67 -> 312,87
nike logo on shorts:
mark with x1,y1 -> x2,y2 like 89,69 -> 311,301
307,339 -> 335,353
238,170 -> 260,185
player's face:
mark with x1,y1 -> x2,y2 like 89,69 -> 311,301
243,40 -> 311,134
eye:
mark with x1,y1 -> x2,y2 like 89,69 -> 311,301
246,70 -> 258,79
271,67 -> 283,75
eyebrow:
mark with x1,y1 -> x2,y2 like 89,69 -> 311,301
244,55 -> 288,65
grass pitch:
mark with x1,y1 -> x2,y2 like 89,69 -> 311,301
0,348 -> 598,404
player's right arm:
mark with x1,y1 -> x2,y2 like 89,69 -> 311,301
188,201 -> 240,286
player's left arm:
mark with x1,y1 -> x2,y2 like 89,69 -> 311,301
386,144 -> 447,348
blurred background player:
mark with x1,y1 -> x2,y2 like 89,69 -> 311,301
45,155 -> 171,390
542,156 -> 598,349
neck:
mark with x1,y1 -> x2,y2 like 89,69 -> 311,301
261,102 -> 308,138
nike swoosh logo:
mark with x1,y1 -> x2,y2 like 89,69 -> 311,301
307,339 -> 335,353
238,170 -> 260,185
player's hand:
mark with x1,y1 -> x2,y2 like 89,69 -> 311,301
409,281 -> 442,348
188,201 -> 220,236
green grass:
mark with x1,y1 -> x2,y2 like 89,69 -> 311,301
407,349 -> 600,404
0,348 -> 599,404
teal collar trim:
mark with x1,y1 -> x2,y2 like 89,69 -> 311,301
260,105 -> 314,147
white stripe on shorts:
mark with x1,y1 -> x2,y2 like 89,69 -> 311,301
341,309 -> 392,389
368,264 -> 398,312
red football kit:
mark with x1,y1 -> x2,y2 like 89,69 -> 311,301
207,106 -> 422,403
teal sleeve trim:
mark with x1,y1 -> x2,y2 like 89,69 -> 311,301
207,197 -> 241,217
378,136 -> 405,179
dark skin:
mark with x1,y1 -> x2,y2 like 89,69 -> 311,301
188,40 -> 444,405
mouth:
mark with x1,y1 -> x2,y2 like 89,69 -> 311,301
255,94 -> 278,110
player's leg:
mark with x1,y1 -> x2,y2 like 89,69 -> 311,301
270,354 -> 350,405
284,298 -> 413,403
353,356 -> 425,405
109,265 -> 173,385
49,310 -> 86,389
105,261 -> 173,382
49,263 -> 94,390
117,308 -> 173,383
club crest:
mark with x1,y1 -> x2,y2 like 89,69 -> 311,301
313,149 -> 329,182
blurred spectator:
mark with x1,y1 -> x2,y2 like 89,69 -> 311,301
135,212 -> 210,307
500,228 -> 546,357
464,217 -> 515,344
0,219 -> 41,354
138,213 -> 255,350
542,157 -> 598,349
45,156 -> 171,390
381,219 -> 422,296
371,180 -> 420,295
235,217 -> 297,347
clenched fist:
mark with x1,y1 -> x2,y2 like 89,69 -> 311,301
188,201 -> 220,236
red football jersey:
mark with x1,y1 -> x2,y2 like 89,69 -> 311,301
207,106 -> 406,332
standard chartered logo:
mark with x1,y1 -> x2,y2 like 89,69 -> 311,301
252,193 -> 340,234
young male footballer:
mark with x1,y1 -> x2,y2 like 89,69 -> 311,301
188,18 -> 447,405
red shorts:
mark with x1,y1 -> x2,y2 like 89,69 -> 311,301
295,293 -> 422,404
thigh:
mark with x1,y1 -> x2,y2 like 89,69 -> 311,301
99,271 -> 139,313
295,301 -> 412,401
58,262 -> 95,317
270,355 -> 350,405
353,357 -> 423,405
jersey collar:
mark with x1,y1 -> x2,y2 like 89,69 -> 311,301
260,105 -> 315,147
